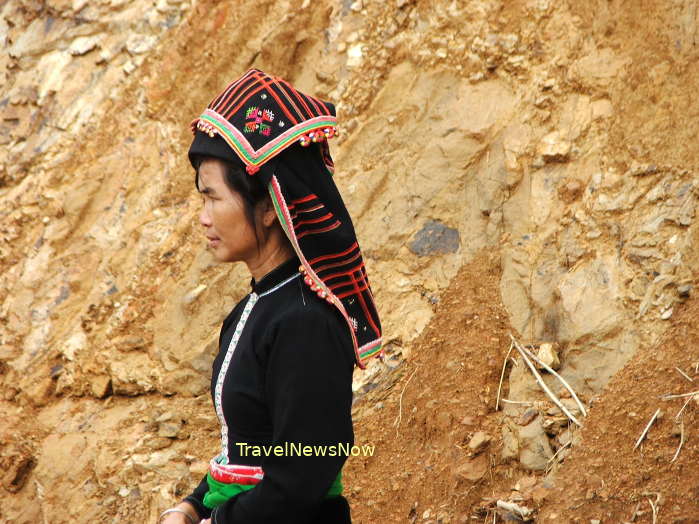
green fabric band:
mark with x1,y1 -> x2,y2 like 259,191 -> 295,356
203,470 -> 343,509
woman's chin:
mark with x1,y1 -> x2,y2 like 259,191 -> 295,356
208,240 -> 227,259
208,244 -> 226,260
210,247 -> 241,264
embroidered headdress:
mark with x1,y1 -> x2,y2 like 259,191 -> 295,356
189,69 -> 382,368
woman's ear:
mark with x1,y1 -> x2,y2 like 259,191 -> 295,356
260,196 -> 278,228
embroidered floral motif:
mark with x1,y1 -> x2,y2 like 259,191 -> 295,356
244,106 -> 275,136
349,317 -> 359,332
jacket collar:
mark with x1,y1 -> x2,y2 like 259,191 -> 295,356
250,256 -> 300,295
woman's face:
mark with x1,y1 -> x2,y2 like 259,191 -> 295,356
197,158 -> 258,263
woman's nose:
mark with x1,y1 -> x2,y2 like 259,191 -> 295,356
199,206 -> 212,227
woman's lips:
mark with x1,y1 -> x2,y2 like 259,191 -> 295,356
207,236 -> 220,247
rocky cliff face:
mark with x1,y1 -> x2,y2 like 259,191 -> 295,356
1,0 -> 698,522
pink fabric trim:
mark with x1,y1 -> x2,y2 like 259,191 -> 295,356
270,176 -> 367,369
203,109 -> 336,162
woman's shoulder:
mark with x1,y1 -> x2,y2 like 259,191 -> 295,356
265,290 -> 354,359
273,291 -> 345,329
257,276 -> 321,316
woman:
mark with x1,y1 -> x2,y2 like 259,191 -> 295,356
158,69 -> 382,524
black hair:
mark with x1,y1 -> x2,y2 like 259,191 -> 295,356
192,155 -> 270,246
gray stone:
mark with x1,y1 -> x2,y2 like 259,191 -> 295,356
157,420 -> 182,438
557,429 -> 572,447
89,375 -> 112,399
128,449 -> 177,473
190,339 -> 217,373
518,408 -> 539,426
155,411 -> 173,422
536,343 -> 560,370
517,417 -> 553,470
69,36 -> 100,56
537,131 -> 571,163
455,453 -> 488,482
468,431 -> 491,453
160,368 -> 208,397
113,335 -> 146,351
125,34 -> 157,55
501,423 -> 519,461
409,220 -> 460,256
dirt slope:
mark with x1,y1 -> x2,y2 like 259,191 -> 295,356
539,297 -> 699,523
2,0 -> 699,522
348,249 -> 699,523
348,250 -> 514,523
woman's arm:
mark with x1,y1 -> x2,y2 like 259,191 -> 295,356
181,474 -> 211,521
211,309 -> 355,523
159,501 -> 201,524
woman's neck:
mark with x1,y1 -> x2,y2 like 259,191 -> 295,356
245,233 -> 294,282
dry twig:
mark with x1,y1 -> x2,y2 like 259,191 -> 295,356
509,334 -> 582,427
675,366 -> 694,382
660,390 -> 699,400
496,500 -> 532,520
675,395 -> 694,420
671,420 -> 685,463
516,340 -> 587,417
633,409 -> 661,451
646,493 -> 659,524
546,440 -> 572,474
496,341 -> 514,411
394,367 -> 418,433
500,399 -> 534,405
628,501 -> 641,522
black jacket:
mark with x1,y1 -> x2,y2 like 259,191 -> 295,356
184,257 -> 355,523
